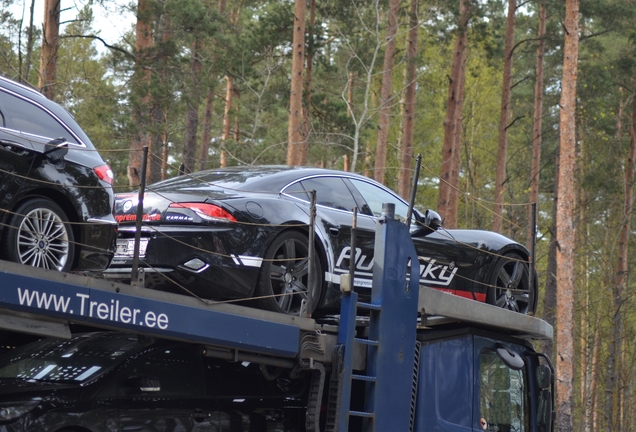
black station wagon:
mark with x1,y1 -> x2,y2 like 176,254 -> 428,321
0,75 -> 116,272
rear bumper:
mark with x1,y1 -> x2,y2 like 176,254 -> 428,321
76,218 -> 117,271
105,225 -> 267,300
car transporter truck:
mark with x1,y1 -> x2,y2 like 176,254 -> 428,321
0,207 -> 554,432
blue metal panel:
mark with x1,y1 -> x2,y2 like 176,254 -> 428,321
0,270 -> 301,357
336,291 -> 359,432
437,336 -> 473,429
414,340 -> 474,432
365,216 -> 421,431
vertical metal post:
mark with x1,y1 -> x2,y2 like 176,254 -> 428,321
305,190 -> 317,316
349,207 -> 357,287
131,146 -> 148,286
406,154 -> 422,228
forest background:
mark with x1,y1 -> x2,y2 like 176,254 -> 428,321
0,0 -> 635,430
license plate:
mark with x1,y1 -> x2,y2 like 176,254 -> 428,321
116,238 -> 149,258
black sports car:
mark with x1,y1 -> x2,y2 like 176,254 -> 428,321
106,166 -> 536,315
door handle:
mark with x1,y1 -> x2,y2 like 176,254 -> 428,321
329,228 -> 339,236
0,141 -> 29,156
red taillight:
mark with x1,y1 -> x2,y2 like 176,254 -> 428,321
94,164 -> 114,185
169,203 -> 237,222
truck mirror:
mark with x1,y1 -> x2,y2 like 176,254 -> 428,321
537,389 -> 553,432
496,346 -> 524,370
536,364 -> 551,389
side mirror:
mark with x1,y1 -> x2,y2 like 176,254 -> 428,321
536,364 -> 553,432
411,209 -> 442,237
496,346 -> 524,370
537,389 -> 553,432
424,209 -> 442,231
44,137 -> 69,163
536,364 -> 551,389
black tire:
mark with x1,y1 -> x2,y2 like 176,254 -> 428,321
485,253 -> 535,315
254,231 -> 323,315
2,198 -> 75,272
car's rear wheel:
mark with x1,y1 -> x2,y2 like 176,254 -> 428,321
486,253 -> 535,315
2,198 -> 75,272
254,231 -> 322,315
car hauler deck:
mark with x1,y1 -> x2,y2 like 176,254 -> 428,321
0,210 -> 554,432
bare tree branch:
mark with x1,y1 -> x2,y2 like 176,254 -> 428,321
61,34 -> 134,59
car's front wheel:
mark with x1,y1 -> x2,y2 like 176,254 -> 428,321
254,231 -> 322,315
2,198 -> 75,272
486,253 -> 535,315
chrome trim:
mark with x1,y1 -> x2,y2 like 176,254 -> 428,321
86,218 -> 118,225
280,173 -> 409,218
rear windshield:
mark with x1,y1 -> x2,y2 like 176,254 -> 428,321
150,169 -> 284,194
0,333 -> 146,383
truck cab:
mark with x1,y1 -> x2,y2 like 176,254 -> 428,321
412,327 -> 553,432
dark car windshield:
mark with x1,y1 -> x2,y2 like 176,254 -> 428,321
0,332 -> 147,383
150,167 -> 288,194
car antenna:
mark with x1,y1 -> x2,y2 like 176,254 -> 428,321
406,154 -> 422,229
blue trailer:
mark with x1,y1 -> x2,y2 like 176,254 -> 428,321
0,212 -> 553,432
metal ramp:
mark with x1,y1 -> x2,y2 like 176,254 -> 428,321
327,214 -> 421,432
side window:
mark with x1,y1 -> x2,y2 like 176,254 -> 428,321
0,91 -> 78,144
479,349 -> 529,432
299,177 -> 357,212
349,178 -> 409,222
282,180 -> 310,202
124,345 -> 204,397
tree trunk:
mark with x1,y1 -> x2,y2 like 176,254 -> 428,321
128,0 -> 154,187
23,0 -> 36,83
373,0 -> 400,184
220,76 -> 233,168
146,13 -> 170,185
198,90 -> 214,171
299,0 -> 316,166
540,178 -> 557,360
39,0 -> 60,100
447,57 -> 467,226
527,2 -> 546,249
397,0 -> 419,200
589,320 -> 601,432
437,0 -> 470,228
161,130 -> 169,180
287,0 -> 306,166
606,82 -> 636,432
555,1 -> 580,430
347,72 -> 354,118
183,38 -> 203,174
492,0 -> 516,233
197,0 -> 227,171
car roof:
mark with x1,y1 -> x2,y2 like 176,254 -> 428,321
151,165 -> 378,194
0,75 -> 46,100
0,75 -> 97,150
